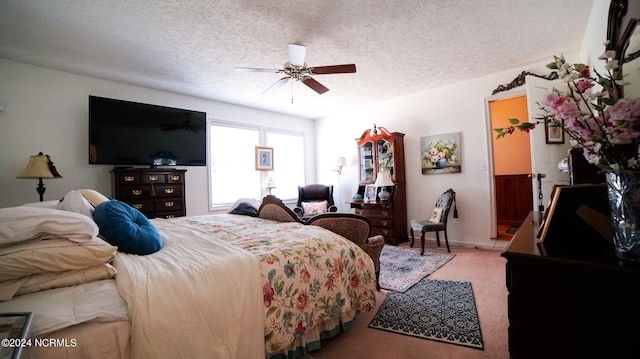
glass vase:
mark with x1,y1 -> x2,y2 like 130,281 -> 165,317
606,170 -> 640,263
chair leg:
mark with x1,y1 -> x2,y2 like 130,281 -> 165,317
444,230 -> 451,252
435,231 -> 441,248
420,231 -> 426,256
376,271 -> 380,291
410,228 -> 415,248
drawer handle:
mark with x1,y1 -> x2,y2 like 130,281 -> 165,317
381,220 -> 388,226
132,203 -> 143,209
164,201 -> 174,207
164,188 -> 174,194
166,215 -> 175,219
124,176 -> 135,182
382,229 -> 390,235
171,175 -> 180,181
148,175 -> 159,181
132,189 -> 142,196
382,211 -> 389,217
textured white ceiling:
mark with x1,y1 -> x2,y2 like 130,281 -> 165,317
0,0 -> 595,119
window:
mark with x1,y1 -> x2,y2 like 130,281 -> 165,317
209,121 -> 305,209
266,131 -> 304,200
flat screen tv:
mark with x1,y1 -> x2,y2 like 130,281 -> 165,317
89,96 -> 207,167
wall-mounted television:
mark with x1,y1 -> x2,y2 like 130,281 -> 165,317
89,96 -> 207,167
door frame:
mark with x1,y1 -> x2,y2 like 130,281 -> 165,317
483,87 -> 527,239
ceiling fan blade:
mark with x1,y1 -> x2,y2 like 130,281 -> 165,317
310,64 -> 357,74
288,44 -> 306,67
262,77 -> 290,95
302,77 -> 329,94
234,67 -> 281,73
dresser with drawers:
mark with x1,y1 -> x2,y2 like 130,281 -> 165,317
111,168 -> 187,218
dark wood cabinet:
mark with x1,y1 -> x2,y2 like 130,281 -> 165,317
350,125 -> 407,245
502,212 -> 640,359
112,168 -> 187,218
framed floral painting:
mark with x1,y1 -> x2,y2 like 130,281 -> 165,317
420,132 -> 462,174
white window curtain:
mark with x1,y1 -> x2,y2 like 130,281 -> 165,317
266,131 -> 304,201
209,121 -> 305,209
209,123 -> 260,207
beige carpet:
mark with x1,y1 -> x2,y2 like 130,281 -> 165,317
310,244 -> 509,359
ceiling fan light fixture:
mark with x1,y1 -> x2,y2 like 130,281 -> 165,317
287,43 -> 306,67
236,43 -> 355,95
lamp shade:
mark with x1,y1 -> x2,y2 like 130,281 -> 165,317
17,152 -> 62,202
336,157 -> 347,167
374,169 -> 394,187
17,154 -> 56,178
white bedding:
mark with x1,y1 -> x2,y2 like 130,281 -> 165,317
0,279 -> 128,337
113,219 -> 265,359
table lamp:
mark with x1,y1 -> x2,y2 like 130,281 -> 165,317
17,152 -> 63,201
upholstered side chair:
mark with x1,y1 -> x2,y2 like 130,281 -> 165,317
257,195 -> 301,223
307,213 -> 385,290
294,184 -> 338,221
409,188 -> 458,255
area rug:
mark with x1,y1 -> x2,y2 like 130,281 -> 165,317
379,245 -> 455,292
369,278 -> 484,349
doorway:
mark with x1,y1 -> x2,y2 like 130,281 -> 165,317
489,94 -> 533,240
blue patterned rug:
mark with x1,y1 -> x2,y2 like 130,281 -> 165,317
379,245 -> 455,292
369,279 -> 484,349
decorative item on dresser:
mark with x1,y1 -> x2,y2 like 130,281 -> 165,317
111,168 -> 187,218
350,124 -> 407,245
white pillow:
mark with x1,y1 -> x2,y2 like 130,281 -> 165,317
302,200 -> 328,215
0,263 -> 117,301
0,206 -> 99,247
428,207 -> 443,223
21,200 -> 60,209
0,237 -> 116,281
57,190 -> 95,218
78,189 -> 109,207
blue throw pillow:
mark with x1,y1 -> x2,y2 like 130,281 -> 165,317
230,202 -> 258,216
94,199 -> 163,255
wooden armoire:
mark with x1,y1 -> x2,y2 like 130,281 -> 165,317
349,125 -> 407,244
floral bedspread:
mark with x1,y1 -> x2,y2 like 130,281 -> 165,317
172,213 -> 377,355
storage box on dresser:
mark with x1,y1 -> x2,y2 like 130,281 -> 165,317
112,168 -> 187,218
350,125 -> 407,245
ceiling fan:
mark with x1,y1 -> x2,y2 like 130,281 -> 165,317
234,44 -> 356,95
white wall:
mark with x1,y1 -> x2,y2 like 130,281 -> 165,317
0,59 -> 315,213
315,0 -> 611,250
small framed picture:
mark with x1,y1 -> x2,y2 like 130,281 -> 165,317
545,119 -> 564,144
364,159 -> 373,169
364,185 -> 377,202
255,146 -> 274,171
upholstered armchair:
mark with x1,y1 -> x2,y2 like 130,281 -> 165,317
294,184 -> 338,221
307,213 -> 385,290
257,195 -> 301,223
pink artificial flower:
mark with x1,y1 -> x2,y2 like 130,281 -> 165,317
555,102 -> 581,121
542,93 -> 567,110
576,79 -> 594,93
606,98 -> 640,123
579,65 -> 590,77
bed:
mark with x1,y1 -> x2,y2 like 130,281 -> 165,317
0,192 -> 377,359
